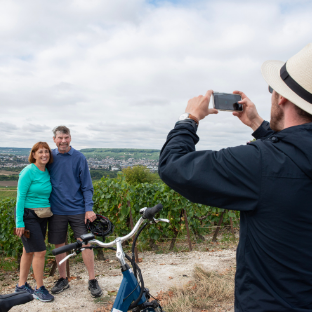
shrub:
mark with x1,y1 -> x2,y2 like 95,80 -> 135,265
0,198 -> 22,257
0,176 -> 240,257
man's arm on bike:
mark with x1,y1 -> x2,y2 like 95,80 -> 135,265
79,155 -> 96,223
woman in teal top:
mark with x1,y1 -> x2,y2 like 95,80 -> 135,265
15,142 -> 54,302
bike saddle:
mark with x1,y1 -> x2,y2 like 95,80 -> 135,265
0,291 -> 33,312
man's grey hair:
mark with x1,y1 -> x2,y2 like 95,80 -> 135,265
53,125 -> 71,138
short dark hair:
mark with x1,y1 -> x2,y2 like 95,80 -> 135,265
275,91 -> 312,123
29,142 -> 53,164
53,125 -> 71,138
294,105 -> 312,123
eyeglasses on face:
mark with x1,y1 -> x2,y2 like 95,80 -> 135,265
268,86 -> 273,93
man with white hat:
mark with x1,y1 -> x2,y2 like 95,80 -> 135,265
158,43 -> 312,311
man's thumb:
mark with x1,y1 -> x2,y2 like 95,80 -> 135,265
208,108 -> 218,115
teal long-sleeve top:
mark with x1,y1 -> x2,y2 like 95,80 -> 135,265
16,164 -> 52,228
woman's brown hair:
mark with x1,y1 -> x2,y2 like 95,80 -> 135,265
28,142 -> 53,164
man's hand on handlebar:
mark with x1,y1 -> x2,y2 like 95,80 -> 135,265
232,91 -> 264,131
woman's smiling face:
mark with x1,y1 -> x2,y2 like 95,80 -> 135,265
33,147 -> 50,166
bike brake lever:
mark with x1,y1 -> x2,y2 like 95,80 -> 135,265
151,218 -> 170,224
58,248 -> 85,265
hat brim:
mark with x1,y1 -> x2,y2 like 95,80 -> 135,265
261,60 -> 312,114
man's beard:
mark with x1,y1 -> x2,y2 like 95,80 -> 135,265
270,98 -> 284,132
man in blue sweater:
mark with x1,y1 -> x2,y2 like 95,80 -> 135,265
47,125 -> 102,297
159,43 -> 312,311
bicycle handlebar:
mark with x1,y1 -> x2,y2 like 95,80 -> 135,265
142,204 -> 163,220
52,241 -> 82,256
51,204 -> 168,255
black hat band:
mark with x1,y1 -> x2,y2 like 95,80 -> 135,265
280,63 -> 312,104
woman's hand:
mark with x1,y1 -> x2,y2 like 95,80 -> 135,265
232,91 -> 264,131
16,227 -> 25,237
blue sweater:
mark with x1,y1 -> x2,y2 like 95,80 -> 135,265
47,147 -> 93,215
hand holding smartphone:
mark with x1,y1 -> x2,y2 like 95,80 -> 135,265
212,92 -> 242,112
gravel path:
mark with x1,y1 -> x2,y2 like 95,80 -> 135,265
4,248 -> 236,312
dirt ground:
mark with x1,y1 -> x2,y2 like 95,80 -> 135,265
1,246 -> 236,312
0,181 -> 18,187
0,170 -> 19,176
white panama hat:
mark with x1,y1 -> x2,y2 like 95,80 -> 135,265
261,43 -> 312,114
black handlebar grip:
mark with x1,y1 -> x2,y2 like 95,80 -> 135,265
143,204 -> 163,220
52,241 -> 81,256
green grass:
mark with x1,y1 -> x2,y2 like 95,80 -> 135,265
0,256 -> 18,272
162,266 -> 235,311
0,190 -> 17,199
220,233 -> 236,243
94,295 -> 112,304
0,186 -> 17,189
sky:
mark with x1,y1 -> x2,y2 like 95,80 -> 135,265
0,0 -> 312,151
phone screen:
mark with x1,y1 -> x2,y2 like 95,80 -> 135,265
213,93 -> 242,111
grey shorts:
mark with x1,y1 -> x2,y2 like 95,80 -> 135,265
48,213 -> 88,245
20,209 -> 48,253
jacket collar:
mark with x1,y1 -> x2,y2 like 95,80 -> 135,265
55,146 -> 74,156
273,122 -> 312,138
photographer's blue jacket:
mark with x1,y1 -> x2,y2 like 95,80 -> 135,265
159,120 -> 312,312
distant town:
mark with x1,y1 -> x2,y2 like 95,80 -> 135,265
0,155 -> 27,169
0,148 -> 160,172
87,156 -> 158,172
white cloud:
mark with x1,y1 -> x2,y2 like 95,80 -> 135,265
0,0 -> 312,151
0,122 -> 19,133
22,124 -> 50,133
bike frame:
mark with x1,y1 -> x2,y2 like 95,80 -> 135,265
111,268 -> 147,312
60,210 -> 168,312
59,207 -> 168,312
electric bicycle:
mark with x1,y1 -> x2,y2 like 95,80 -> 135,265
52,204 -> 168,312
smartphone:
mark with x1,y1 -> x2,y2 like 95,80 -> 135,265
212,92 -> 242,112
